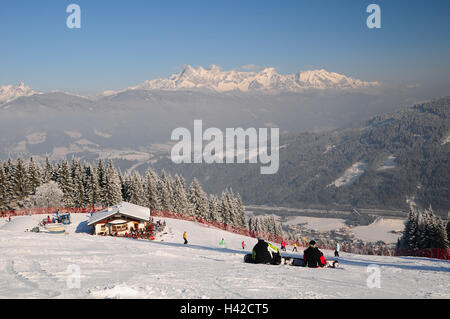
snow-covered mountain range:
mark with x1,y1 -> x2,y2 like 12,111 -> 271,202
0,82 -> 37,104
0,65 -> 381,105
127,65 -> 380,93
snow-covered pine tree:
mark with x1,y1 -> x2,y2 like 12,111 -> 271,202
172,174 -> 191,215
267,216 -> 277,234
128,172 -> 146,206
71,159 -> 85,208
248,216 -> 256,232
256,216 -> 265,233
57,159 -> 75,207
274,217 -> 284,236
0,163 -> 7,210
96,159 -> 106,204
221,190 -> 234,225
158,170 -> 175,212
84,165 -> 100,206
42,156 -> 54,183
426,206 -> 449,249
116,168 -> 127,202
233,193 -> 247,229
101,160 -> 122,207
208,194 -> 222,223
120,173 -> 132,202
398,207 -> 420,250
27,157 -> 42,195
400,206 -> 449,250
419,208 -> 434,249
3,159 -> 14,205
52,162 -> 61,183
397,213 -> 410,250
447,221 -> 450,245
219,189 -> 234,225
9,157 -> 32,207
143,168 -> 162,212
248,216 -> 266,234
247,216 -> 254,232
248,215 -> 283,237
188,178 -> 209,220
432,218 -> 449,249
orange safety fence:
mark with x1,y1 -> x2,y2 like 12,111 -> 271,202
395,248 -> 450,260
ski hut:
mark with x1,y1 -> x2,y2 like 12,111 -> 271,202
88,202 -> 152,236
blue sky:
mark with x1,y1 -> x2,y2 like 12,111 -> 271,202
0,0 -> 449,94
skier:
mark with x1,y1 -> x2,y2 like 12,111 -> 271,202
303,240 -> 327,268
281,241 -> 286,251
220,238 -> 226,247
242,240 -> 245,249
8,215 -> 11,222
183,231 -> 188,244
292,243 -> 298,252
335,242 -> 340,257
250,238 -> 282,265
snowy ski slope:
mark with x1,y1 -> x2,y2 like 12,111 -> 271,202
0,214 -> 449,299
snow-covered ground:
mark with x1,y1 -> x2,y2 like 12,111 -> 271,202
284,215 -> 404,244
0,214 -> 449,299
352,218 -> 405,244
330,162 -> 367,187
284,216 -> 347,232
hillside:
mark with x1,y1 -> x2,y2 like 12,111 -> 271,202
0,214 -> 449,299
152,96 -> 450,215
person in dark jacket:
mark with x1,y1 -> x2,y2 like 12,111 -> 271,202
303,240 -> 327,268
251,238 -> 282,265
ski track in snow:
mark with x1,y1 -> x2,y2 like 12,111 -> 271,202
0,215 -> 449,299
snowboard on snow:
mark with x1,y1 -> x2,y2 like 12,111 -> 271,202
282,256 -> 340,268
244,253 -> 340,268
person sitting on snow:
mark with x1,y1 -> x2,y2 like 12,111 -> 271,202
303,240 -> 327,268
251,238 -> 282,265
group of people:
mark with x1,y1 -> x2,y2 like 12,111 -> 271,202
40,215 -> 54,226
124,228 -> 151,239
251,238 -> 338,268
181,231 -> 338,269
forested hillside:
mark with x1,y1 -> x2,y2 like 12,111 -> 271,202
152,97 -> 450,215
